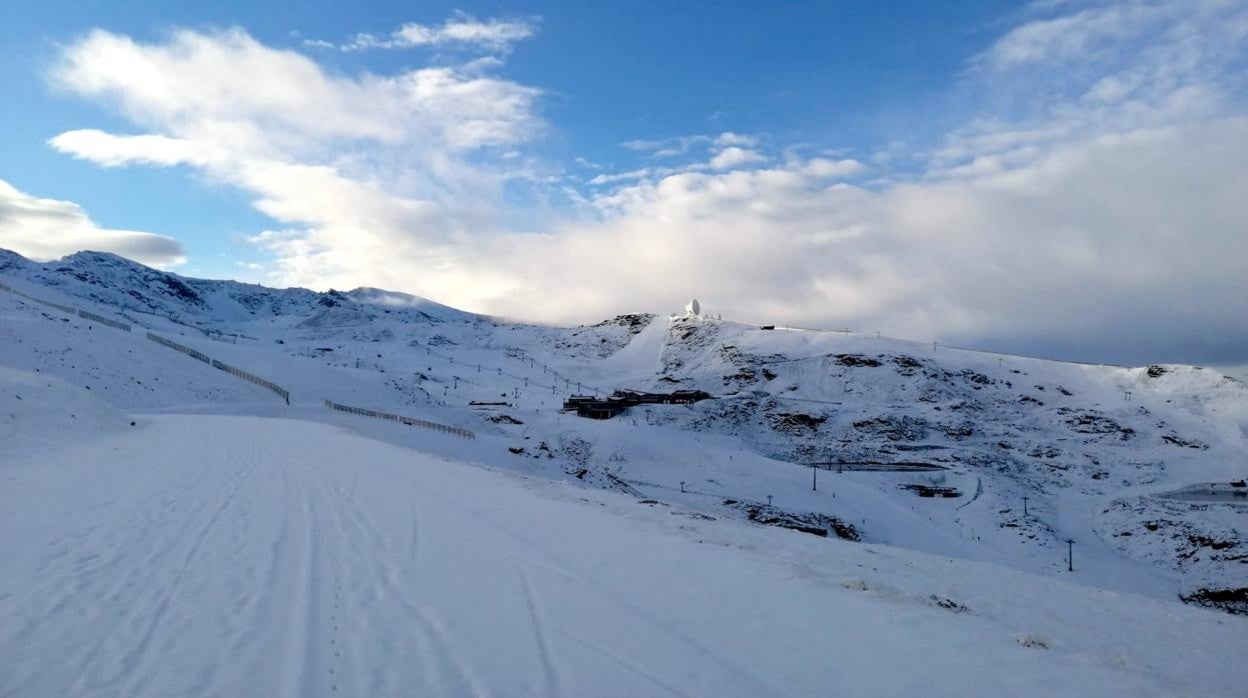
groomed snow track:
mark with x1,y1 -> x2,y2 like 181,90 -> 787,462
6,415 -> 1243,697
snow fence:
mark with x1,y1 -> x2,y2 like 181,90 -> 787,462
78,310 -> 131,332
145,331 -> 289,404
1,280 -> 131,331
324,399 -> 475,440
146,332 -> 211,364
211,359 -> 290,404
0,281 -> 78,315
421,343 -> 608,396
2,279 -> 287,406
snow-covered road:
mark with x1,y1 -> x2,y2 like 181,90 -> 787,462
2,414 -> 1244,697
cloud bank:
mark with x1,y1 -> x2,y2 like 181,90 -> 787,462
39,3 -> 1248,363
0,179 -> 185,267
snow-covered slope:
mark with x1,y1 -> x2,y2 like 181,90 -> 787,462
6,413 -> 1244,697
1,248 -> 1244,601
1,248 -> 1245,694
0,365 -> 129,460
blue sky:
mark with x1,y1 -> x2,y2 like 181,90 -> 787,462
2,1 -> 1247,363
3,0 -> 1008,273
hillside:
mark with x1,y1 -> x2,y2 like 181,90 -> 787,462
1,248 -> 1245,695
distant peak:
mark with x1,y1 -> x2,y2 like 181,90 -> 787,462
0,248 -> 32,269
59,250 -> 146,268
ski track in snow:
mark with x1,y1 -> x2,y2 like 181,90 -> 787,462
3,414 -> 1246,696
515,563 -> 563,698
358,451 -> 790,696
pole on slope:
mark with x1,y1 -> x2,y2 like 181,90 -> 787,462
1023,496 -> 1029,516
679,481 -> 686,493
767,494 -> 773,507
1067,538 -> 1075,571
811,465 -> 818,491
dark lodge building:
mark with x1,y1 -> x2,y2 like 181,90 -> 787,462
563,389 -> 713,419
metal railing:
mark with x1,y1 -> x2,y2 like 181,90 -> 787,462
324,399 -> 475,439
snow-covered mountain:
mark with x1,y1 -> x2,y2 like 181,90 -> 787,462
0,249 -> 474,325
2,248 -> 1246,695
2,247 -> 1244,605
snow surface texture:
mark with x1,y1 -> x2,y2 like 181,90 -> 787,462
2,249 -> 1246,695
9,414 -> 1246,696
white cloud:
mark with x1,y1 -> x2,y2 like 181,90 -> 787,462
619,138 -> 663,152
42,27 -> 553,311
478,118 -> 1248,363
336,13 -> 535,52
50,28 -> 542,157
587,168 -> 658,186
978,5 -> 1154,69
713,132 -> 758,147
49,130 -> 221,168
620,132 -> 761,159
43,4 -> 1248,363
0,179 -> 185,267
709,147 -> 766,170
948,0 -> 1248,178
798,158 -> 865,178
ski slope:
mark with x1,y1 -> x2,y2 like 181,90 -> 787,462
2,249 -> 1246,695
4,412 -> 1245,697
